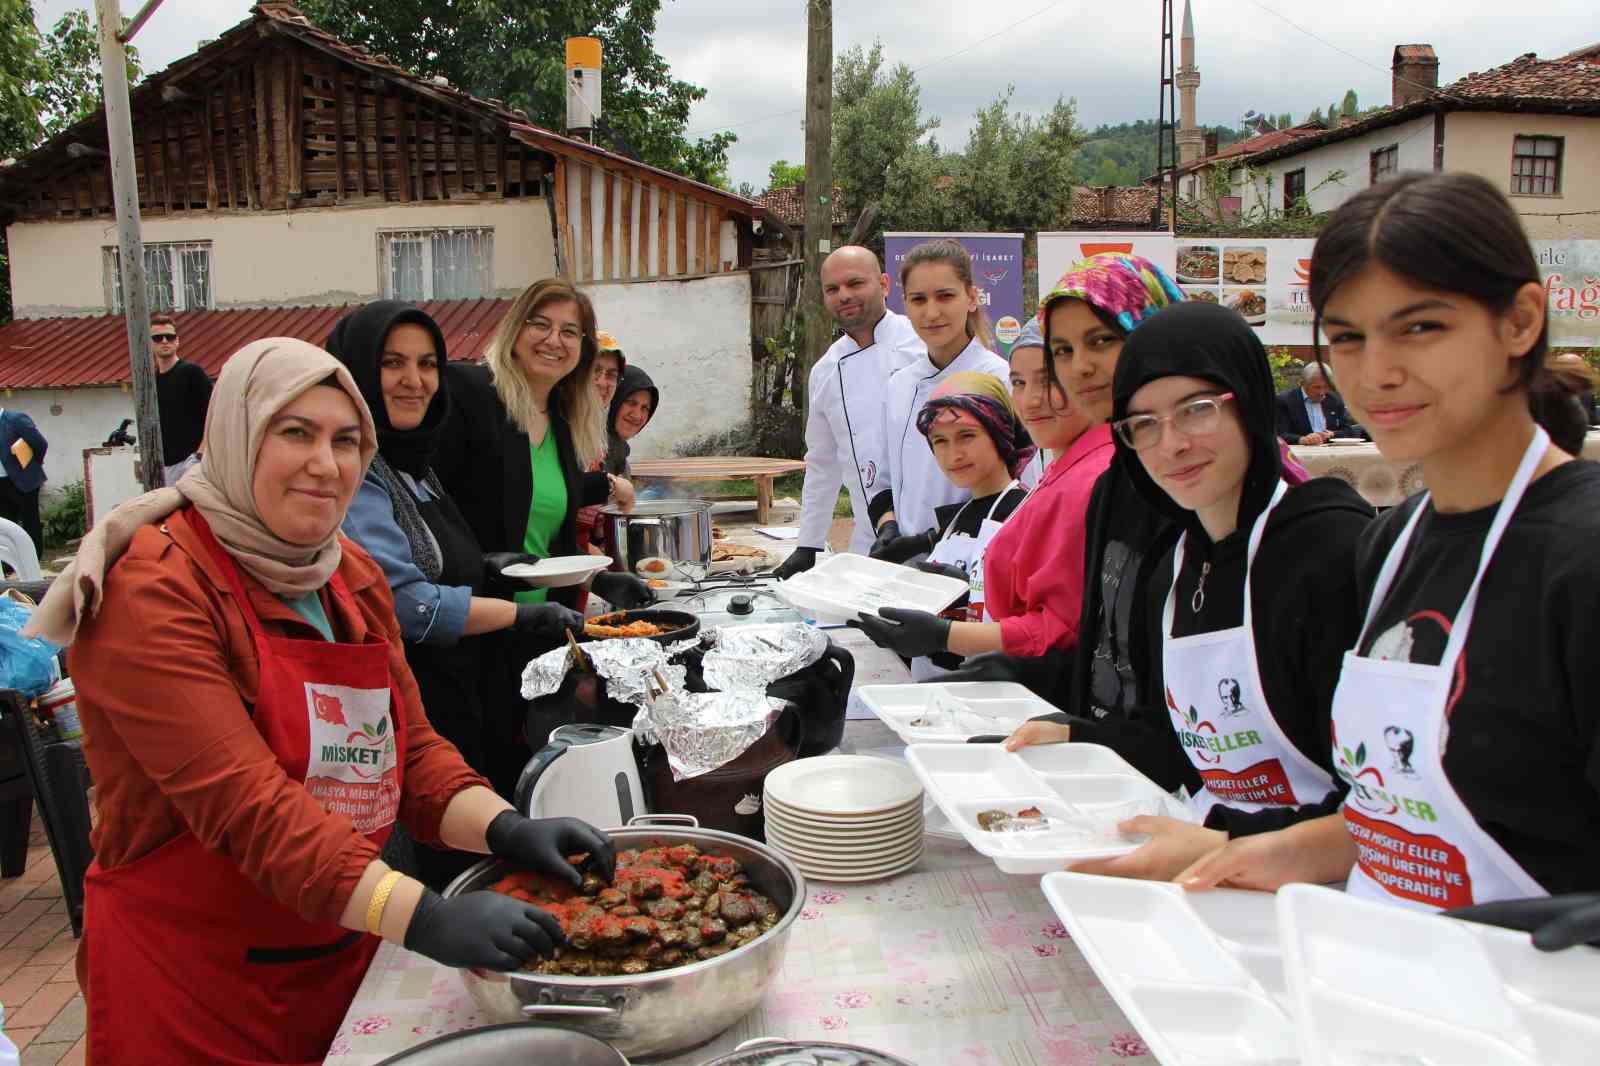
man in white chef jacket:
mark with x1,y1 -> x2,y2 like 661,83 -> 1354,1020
773,247 -> 924,578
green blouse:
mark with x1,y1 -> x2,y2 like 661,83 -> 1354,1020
515,429 -> 568,605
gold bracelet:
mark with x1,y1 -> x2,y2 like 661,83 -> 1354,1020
366,871 -> 405,936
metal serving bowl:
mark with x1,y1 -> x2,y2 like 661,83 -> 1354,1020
601,499 -> 714,583
441,819 -> 807,1060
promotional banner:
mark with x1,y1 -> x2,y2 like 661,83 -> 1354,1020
1041,232 -> 1600,348
885,232 -> 1027,355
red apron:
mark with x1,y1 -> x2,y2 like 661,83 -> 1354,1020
84,512 -> 407,1065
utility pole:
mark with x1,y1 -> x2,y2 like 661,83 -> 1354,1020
797,0 -> 833,419
96,0 -> 166,491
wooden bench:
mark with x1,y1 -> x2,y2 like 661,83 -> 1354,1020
627,456 -> 808,524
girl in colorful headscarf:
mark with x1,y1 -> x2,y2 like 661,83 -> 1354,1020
851,360 -> 1113,682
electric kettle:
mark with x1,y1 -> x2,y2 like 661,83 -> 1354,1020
513,723 -> 648,827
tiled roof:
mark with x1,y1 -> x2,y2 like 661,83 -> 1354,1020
1244,50 -> 1600,167
1174,123 -> 1327,175
1070,186 -> 1160,225
753,184 -> 848,229
0,300 -> 513,390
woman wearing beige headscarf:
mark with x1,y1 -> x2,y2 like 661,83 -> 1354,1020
38,339 -> 614,1066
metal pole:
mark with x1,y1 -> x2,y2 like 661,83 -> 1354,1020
95,0 -> 165,491
118,0 -> 166,43
798,0 -> 833,421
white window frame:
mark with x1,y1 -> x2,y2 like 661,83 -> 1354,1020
103,241 -> 214,313
377,227 -> 495,301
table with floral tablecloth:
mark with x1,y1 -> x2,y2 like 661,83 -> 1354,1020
322,838 -> 1154,1065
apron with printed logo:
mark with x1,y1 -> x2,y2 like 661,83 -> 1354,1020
1163,482 -> 1337,820
911,484 -> 1018,681
84,510 -> 406,1065
1334,427 -> 1551,911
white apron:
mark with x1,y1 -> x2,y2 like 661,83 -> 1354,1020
1335,427 -> 1551,912
837,349 -> 893,551
1162,481 -> 1337,821
910,484 -> 1017,682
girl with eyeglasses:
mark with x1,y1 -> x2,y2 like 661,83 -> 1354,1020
1177,174 -> 1600,944
433,279 -> 652,796
1063,301 -> 1372,882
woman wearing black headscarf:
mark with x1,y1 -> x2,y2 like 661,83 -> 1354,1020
329,302 -> 582,884
1064,301 -> 1372,881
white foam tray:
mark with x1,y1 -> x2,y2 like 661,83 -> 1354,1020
775,552 -> 968,623
1039,872 -> 1600,1066
858,681 -> 1064,743
905,743 -> 1189,873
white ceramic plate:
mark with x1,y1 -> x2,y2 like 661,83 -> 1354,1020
762,791 -> 923,829
763,755 -> 924,816
764,814 -> 924,852
765,827 -> 924,866
763,807 -> 924,844
501,555 -> 613,588
792,849 -> 925,883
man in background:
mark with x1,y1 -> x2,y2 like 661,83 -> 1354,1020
151,313 -> 213,484
1275,363 -> 1364,445
774,246 -> 923,578
0,407 -> 47,554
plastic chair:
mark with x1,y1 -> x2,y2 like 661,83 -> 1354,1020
0,519 -> 41,581
0,690 -> 93,936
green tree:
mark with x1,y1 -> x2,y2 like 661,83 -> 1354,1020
1277,112 -> 1293,130
0,0 -> 46,158
829,41 -> 937,231
766,159 -> 805,191
1340,89 -> 1358,118
299,0 -> 735,184
37,8 -> 141,137
1307,107 -> 1325,126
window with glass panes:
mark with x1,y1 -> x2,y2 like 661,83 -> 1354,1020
1511,136 -> 1562,196
104,242 -> 213,313
1370,145 -> 1398,185
378,229 -> 494,301
1283,169 -> 1307,214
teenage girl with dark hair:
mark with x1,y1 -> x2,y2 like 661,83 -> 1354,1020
1178,173 -> 1600,945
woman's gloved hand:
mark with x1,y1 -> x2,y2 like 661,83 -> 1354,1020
915,559 -> 969,584
404,888 -> 564,971
849,607 -> 951,658
486,811 -> 617,889
867,520 -> 902,560
1447,893 -> 1600,951
942,651 -> 1069,699
773,546 -> 819,580
872,528 -> 938,565
483,552 -> 538,584
513,602 -> 584,638
591,571 -> 653,608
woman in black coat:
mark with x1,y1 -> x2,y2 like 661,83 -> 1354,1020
433,278 -> 651,791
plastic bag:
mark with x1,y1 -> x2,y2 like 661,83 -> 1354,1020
0,597 -> 60,698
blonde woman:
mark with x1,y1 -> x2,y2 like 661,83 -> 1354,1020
434,279 -> 650,790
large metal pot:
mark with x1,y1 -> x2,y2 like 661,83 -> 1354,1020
601,499 -> 713,582
441,817 -> 806,1060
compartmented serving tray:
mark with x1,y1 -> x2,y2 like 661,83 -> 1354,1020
775,553 -> 968,623
858,681 -> 1063,743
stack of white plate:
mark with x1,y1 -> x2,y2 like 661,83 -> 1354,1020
762,755 -> 925,882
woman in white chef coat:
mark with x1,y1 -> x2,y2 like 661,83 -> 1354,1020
1176,173 -> 1600,935
867,239 -> 1010,554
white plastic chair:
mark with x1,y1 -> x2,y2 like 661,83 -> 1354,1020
0,518 -> 41,581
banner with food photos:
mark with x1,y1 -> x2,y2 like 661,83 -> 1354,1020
1038,232 -> 1316,346
885,232 -> 1028,356
1040,232 -> 1600,347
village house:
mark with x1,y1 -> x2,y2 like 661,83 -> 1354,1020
1180,42 -> 1600,240
0,2 -> 761,491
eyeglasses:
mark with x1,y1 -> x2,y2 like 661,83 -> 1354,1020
524,316 -> 585,347
1112,392 -> 1235,450
151,333 -> 178,343
592,366 -> 622,383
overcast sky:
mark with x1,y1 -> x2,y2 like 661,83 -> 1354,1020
35,0 -> 1597,190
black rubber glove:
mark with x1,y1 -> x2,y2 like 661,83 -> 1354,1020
591,571 -> 653,608
404,887 -> 564,971
849,606 -> 952,658
873,528 -> 938,565
483,552 -> 538,584
915,559 -> 969,584
941,651 -> 1069,700
1447,893 -> 1600,951
485,811 -> 617,890
773,546 -> 819,580
867,520 -> 902,560
513,602 -> 584,638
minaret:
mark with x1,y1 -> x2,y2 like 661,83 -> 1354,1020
1175,0 -> 1204,164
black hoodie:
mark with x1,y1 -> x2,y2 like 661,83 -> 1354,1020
605,364 -> 660,475
1109,302 -> 1375,836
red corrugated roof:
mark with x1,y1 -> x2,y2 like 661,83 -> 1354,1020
0,299 -> 514,389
